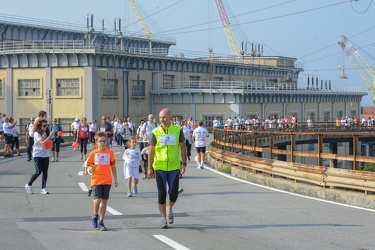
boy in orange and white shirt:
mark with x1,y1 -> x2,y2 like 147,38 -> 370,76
85,131 -> 118,231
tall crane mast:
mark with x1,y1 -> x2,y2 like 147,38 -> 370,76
338,35 -> 375,105
128,0 -> 153,39
215,0 -> 241,57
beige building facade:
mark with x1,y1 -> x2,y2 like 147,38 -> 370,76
0,15 -> 367,131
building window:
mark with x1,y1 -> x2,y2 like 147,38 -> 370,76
307,112 -> 315,122
163,75 -> 174,89
308,144 -> 315,151
18,79 -> 41,96
336,110 -> 343,119
203,115 -> 224,129
132,80 -> 145,97
190,76 -> 200,88
323,111 -> 330,122
103,79 -> 118,96
58,118 -> 75,133
213,77 -> 223,88
56,79 -> 80,96
19,118 -> 30,134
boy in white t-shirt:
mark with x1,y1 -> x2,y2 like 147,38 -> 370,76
192,120 -> 209,169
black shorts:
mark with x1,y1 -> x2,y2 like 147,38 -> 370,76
93,185 -> 111,199
196,146 -> 206,153
5,134 -> 13,144
0,131 -> 4,135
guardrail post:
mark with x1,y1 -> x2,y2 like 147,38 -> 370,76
270,133 -> 274,160
231,130 -> 235,152
329,142 -> 338,168
254,133 -> 259,157
318,134 -> 323,166
241,131 -> 245,154
352,135 -> 358,170
290,134 -> 295,162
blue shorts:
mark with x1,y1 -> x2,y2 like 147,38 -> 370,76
155,170 -> 180,204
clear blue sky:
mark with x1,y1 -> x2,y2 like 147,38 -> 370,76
2,0 -> 375,106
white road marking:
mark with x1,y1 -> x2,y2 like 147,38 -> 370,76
78,171 -> 84,176
78,182 -> 89,192
204,165 -> 375,213
106,206 -> 122,215
153,235 -> 190,250
78,182 -> 123,215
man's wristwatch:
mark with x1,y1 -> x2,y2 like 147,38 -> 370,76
182,162 -> 187,166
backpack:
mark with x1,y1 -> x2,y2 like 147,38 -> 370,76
79,124 -> 89,139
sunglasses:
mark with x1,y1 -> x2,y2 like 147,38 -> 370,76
97,140 -> 106,143
42,125 -> 48,128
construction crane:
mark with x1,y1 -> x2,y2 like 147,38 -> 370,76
128,0 -> 153,39
215,0 -> 242,57
338,35 -> 375,105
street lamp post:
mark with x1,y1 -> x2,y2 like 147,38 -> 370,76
46,88 -> 53,123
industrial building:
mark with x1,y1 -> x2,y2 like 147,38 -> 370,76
0,14 -> 367,130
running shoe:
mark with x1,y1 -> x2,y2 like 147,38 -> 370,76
25,183 -> 34,194
99,221 -> 107,231
133,185 -> 138,194
91,215 -> 98,229
127,192 -> 132,197
51,158 -> 55,162
40,189 -> 49,194
178,187 -> 184,194
167,209 -> 174,224
197,165 -> 201,169
160,217 -> 168,229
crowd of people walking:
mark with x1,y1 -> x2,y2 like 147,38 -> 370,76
1,109 -> 211,231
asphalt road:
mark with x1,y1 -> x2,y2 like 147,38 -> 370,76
1,136 -> 375,250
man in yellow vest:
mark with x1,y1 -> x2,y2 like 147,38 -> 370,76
148,108 -> 187,229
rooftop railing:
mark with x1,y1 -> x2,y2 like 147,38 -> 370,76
0,40 -> 168,56
151,81 -> 368,94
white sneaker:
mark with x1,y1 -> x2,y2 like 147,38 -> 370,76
160,217 -> 168,229
25,184 -> 34,194
40,189 -> 49,194
51,158 -> 55,162
167,209 -> 174,224
197,165 -> 201,169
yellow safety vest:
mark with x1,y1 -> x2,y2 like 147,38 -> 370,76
152,124 -> 181,171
